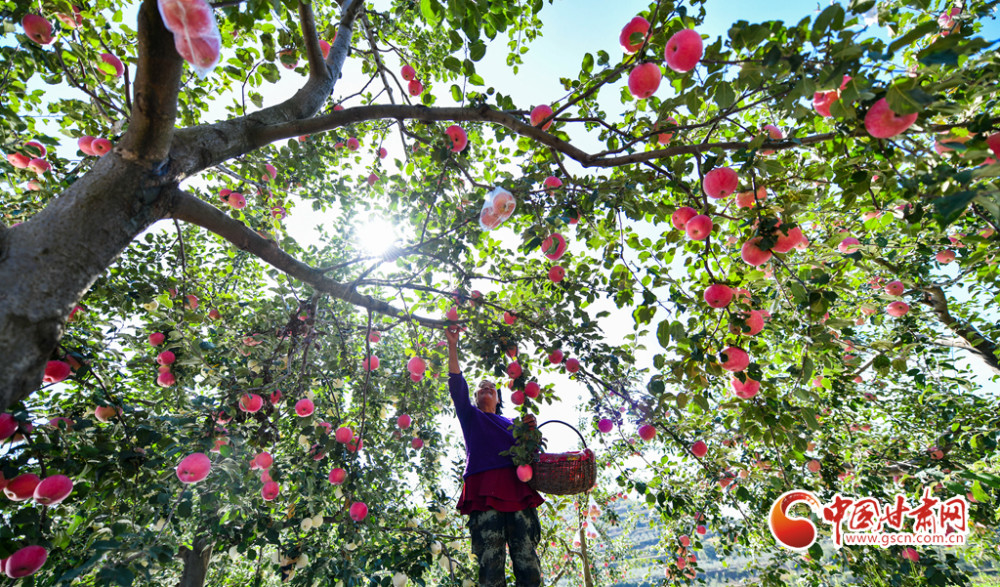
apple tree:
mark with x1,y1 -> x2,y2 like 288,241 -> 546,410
2,0 -> 999,584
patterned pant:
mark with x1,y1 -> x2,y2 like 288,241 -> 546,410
467,508 -> 542,587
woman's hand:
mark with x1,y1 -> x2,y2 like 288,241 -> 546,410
523,414 -> 536,429
444,326 -> 460,347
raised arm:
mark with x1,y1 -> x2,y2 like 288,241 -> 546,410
446,327 -> 460,375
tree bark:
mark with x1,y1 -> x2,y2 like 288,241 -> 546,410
177,536 -> 214,587
0,156 -> 171,408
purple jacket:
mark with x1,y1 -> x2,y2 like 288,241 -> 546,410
449,373 -> 517,477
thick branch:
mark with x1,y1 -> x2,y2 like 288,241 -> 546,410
119,0 -> 184,161
256,104 -> 846,169
177,536 -> 213,587
298,0 -> 328,80
166,0 -> 365,180
920,285 -> 1000,375
167,189 -> 446,327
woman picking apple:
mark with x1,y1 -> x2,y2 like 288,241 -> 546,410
445,326 -> 543,587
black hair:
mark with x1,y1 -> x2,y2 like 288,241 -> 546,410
476,379 -> 503,416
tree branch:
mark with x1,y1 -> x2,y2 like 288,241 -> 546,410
298,0 -> 328,80
119,0 -> 184,162
167,189 -> 447,328
920,285 -> 1000,375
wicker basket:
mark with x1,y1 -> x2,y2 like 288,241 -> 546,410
527,420 -> 597,495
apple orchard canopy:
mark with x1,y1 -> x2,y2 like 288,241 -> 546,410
2,0 -> 1000,585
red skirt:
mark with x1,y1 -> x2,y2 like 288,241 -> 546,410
457,466 -> 544,514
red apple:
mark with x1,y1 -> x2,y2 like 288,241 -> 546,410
685,215 -> 713,240
664,29 -> 703,73
94,405 -> 119,422
362,355 -> 379,371
772,226 -> 804,253
619,16 -> 650,53
884,280 -> 905,296
703,284 -> 733,308
516,464 -> 533,482
638,424 -> 656,441
261,480 -> 280,500
565,357 -> 580,373
731,377 -> 760,399
735,187 -> 767,208
335,426 -> 353,443
176,452 -> 211,483
597,418 -> 613,433
27,158 -> 50,174
156,371 -> 176,387
703,167 -> 738,199
690,440 -> 708,458
4,545 -> 47,578
549,349 -> 564,364
252,451 -> 273,470
541,233 -> 567,260
740,237 -> 772,266
328,468 -> 347,485
510,391 -> 525,405
21,14 -> 54,45
407,79 -> 423,96
887,301 -> 910,317
530,104 -> 554,130
507,361 -> 522,379
503,311 -> 516,325
0,413 -> 17,441
628,63 -> 661,99
935,250 -> 956,264
813,89 -> 840,117
901,547 -> 919,562
91,138 -> 113,156
33,474 -> 73,505
524,381 -> 540,398
43,360 -> 71,383
838,237 -> 861,254
149,332 -> 166,346
407,356 -> 426,376
100,52 -> 125,77
239,393 -> 263,413
548,265 -> 566,283
986,133 -> 1000,158
445,125 -> 468,153
156,350 -> 175,365
720,347 -> 749,372
864,98 -> 918,139
671,207 -> 697,230
411,437 -> 424,449
319,40 -> 331,59
397,414 -> 412,429
347,137 -> 360,151
4,474 -> 41,501
7,153 -> 30,168
295,398 -> 315,417
543,176 -> 563,191
807,460 -> 821,473
401,64 -> 416,81
349,501 -> 368,521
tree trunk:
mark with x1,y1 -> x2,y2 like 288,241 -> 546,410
177,536 -> 214,587
0,156 -> 171,409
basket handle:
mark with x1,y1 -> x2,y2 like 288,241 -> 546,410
536,419 -> 589,450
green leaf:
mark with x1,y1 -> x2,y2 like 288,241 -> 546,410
714,82 -> 736,109
450,84 -> 462,102
581,53 -> 594,75
888,20 -> 938,55
971,480 -> 990,503
931,190 -> 977,229
656,320 -> 670,347
443,56 -> 462,73
420,0 -> 442,26
469,42 -> 487,62
884,83 -> 933,115
811,4 -> 844,44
